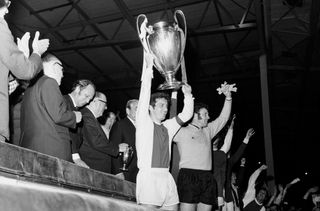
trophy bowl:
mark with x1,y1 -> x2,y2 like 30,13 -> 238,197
137,10 -> 187,90
119,146 -> 134,172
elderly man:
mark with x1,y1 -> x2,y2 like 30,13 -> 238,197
79,92 -> 128,173
135,51 -> 194,210
0,0 -> 49,142
64,79 -> 96,168
110,99 -> 138,182
20,54 -> 82,161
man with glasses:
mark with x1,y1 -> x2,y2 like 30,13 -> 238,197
20,54 -> 82,161
0,0 -> 49,142
64,79 -> 96,168
79,92 -> 128,173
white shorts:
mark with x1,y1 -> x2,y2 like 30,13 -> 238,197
136,168 -> 179,208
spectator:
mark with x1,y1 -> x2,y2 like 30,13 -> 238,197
213,115 -> 235,209
301,186 -> 319,211
20,54 -> 81,161
110,99 -> 139,182
79,92 -> 128,173
243,164 -> 268,211
100,111 -> 116,139
225,128 -> 255,211
0,0 -> 49,142
64,79 -> 95,168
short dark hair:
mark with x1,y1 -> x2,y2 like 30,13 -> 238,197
71,79 -> 96,92
150,92 -> 170,108
194,102 -> 209,114
255,186 -> 268,197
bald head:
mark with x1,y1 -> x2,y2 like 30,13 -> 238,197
87,92 -> 107,118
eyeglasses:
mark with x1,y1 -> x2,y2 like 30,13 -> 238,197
97,99 -> 107,104
54,62 -> 64,71
5,1 -> 11,8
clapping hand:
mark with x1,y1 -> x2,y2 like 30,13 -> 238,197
17,32 -> 30,58
32,31 -> 50,56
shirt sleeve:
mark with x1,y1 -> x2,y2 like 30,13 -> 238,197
207,98 -> 232,139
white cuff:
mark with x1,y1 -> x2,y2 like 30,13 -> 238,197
243,138 -> 249,144
72,153 -> 80,161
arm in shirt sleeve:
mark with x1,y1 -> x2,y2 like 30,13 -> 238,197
220,128 -> 233,153
177,89 -> 194,124
243,166 -> 265,207
207,98 -> 232,139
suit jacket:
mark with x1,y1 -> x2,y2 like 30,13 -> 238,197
64,95 -> 82,154
20,76 -> 76,161
0,18 -> 42,141
79,107 -> 119,173
110,116 -> 137,182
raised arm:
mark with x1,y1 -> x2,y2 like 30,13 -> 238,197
243,164 -> 267,207
135,51 -> 153,127
229,128 -> 255,165
207,82 -> 236,138
177,84 -> 194,123
220,115 -> 235,153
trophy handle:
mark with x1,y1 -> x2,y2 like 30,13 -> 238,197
136,14 -> 151,54
174,10 -> 187,65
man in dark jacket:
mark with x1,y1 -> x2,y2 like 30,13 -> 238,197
20,54 -> 82,161
110,99 -> 138,182
64,79 -> 95,167
79,92 -> 128,173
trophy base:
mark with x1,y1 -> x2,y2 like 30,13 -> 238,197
158,81 -> 183,90
119,167 -> 129,172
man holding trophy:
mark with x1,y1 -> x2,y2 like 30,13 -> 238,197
135,52 -> 194,210
135,12 -> 194,210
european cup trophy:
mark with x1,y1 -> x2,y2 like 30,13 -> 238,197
137,10 -> 187,90
119,146 -> 134,172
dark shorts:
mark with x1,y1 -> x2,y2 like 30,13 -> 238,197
177,168 -> 217,206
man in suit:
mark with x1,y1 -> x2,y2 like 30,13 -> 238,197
64,79 -> 95,168
20,54 -> 82,161
79,92 -> 128,173
0,0 -> 49,142
110,99 -> 138,182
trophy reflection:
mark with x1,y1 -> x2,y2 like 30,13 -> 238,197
119,146 -> 134,171
137,10 -> 187,90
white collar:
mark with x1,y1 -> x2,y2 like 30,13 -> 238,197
127,116 -> 135,126
68,94 -> 77,108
